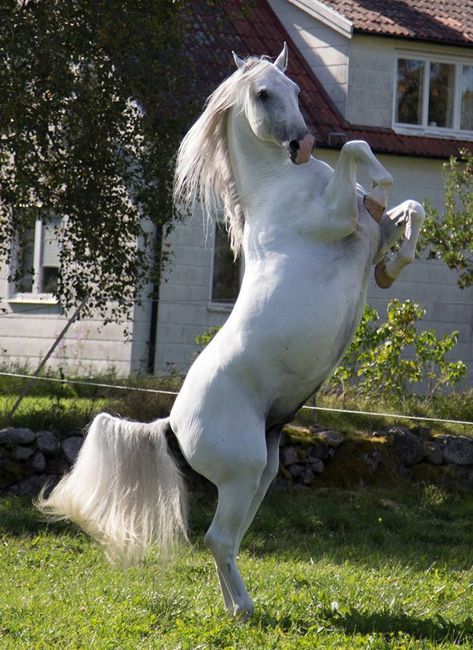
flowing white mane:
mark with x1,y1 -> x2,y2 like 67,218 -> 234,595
173,58 -> 274,255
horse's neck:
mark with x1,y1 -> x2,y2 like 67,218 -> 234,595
227,108 -> 289,214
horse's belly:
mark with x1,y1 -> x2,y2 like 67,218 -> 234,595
271,298 -> 359,378
247,281 -> 367,420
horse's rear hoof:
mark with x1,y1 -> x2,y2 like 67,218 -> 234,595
233,602 -> 254,620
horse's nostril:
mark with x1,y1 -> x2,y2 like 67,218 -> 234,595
289,139 -> 300,152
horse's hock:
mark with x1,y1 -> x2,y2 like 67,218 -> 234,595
1,425 -> 473,496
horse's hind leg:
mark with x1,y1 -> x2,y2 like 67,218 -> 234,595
235,428 -> 282,551
204,467 -> 266,619
206,429 -> 281,616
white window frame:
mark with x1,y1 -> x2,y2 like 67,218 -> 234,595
208,221 -> 243,312
393,50 -> 473,140
8,218 -> 60,305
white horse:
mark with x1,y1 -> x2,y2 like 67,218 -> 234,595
38,45 -> 425,618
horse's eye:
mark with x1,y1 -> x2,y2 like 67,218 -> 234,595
257,89 -> 269,101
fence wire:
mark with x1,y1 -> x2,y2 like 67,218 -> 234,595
1,371 -> 472,428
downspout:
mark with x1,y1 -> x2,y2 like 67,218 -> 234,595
147,223 -> 163,375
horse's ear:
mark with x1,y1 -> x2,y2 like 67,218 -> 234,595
274,42 -> 288,72
232,51 -> 245,70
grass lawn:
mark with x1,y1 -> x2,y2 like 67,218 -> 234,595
1,485 -> 472,649
0,395 -> 107,434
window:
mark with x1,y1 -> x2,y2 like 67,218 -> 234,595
395,55 -> 473,135
210,222 -> 241,306
12,218 -> 60,299
461,65 -> 473,130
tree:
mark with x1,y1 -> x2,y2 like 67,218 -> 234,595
0,0 -> 201,321
420,148 -> 473,289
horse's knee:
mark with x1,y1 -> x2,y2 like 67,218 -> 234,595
204,526 -> 227,562
204,527 -> 234,563
404,199 -> 425,220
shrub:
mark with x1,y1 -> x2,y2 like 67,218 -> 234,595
329,300 -> 466,398
194,326 -> 221,347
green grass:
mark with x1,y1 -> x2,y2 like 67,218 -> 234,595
297,389 -> 473,438
0,374 -> 180,433
1,486 -> 472,649
1,370 -> 472,437
0,395 -> 107,434
1,388 -> 472,440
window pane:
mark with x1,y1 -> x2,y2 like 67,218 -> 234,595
428,62 -> 454,128
211,223 -> 240,303
41,219 -> 60,267
461,65 -> 473,130
396,59 -> 424,124
40,219 -> 60,294
42,267 -> 59,294
16,227 -> 35,293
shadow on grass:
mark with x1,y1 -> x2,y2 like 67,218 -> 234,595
254,607 -> 473,645
332,607 -> 473,645
0,496 -> 70,537
1,485 -> 472,572
241,486 -> 473,574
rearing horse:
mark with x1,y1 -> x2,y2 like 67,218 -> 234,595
38,45 -> 425,618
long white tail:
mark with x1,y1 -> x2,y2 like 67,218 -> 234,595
36,413 -> 188,565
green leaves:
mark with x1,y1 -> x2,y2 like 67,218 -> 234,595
330,300 -> 467,398
419,148 -> 473,289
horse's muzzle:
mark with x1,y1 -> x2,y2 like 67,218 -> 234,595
288,134 -> 315,164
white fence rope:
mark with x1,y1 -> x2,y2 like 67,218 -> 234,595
0,372 -> 180,396
1,370 -> 472,427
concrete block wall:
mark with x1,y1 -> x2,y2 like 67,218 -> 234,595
269,0 -> 351,116
154,215 -> 233,374
0,264 -> 145,376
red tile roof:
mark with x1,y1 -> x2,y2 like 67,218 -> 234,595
322,0 -> 473,47
190,1 -> 473,159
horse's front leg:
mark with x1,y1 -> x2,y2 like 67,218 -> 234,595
374,200 -> 426,288
322,140 -> 393,238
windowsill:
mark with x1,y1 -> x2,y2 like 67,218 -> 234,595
392,124 -> 473,141
207,301 -> 235,313
8,295 -> 59,306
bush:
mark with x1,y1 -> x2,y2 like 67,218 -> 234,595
329,300 -> 466,398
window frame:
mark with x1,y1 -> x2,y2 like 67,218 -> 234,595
393,51 -> 473,139
8,218 -> 60,305
208,221 -> 243,312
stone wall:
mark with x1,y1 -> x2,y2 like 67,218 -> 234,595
1,424 -> 473,496
0,428 -> 83,496
277,425 -> 473,491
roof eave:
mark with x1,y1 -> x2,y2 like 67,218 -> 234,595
352,27 -> 473,50
288,0 -> 353,38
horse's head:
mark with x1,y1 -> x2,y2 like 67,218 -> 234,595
233,43 -> 315,164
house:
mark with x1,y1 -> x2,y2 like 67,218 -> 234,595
1,0 -> 472,385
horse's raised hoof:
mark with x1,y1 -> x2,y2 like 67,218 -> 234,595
374,261 -> 394,288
